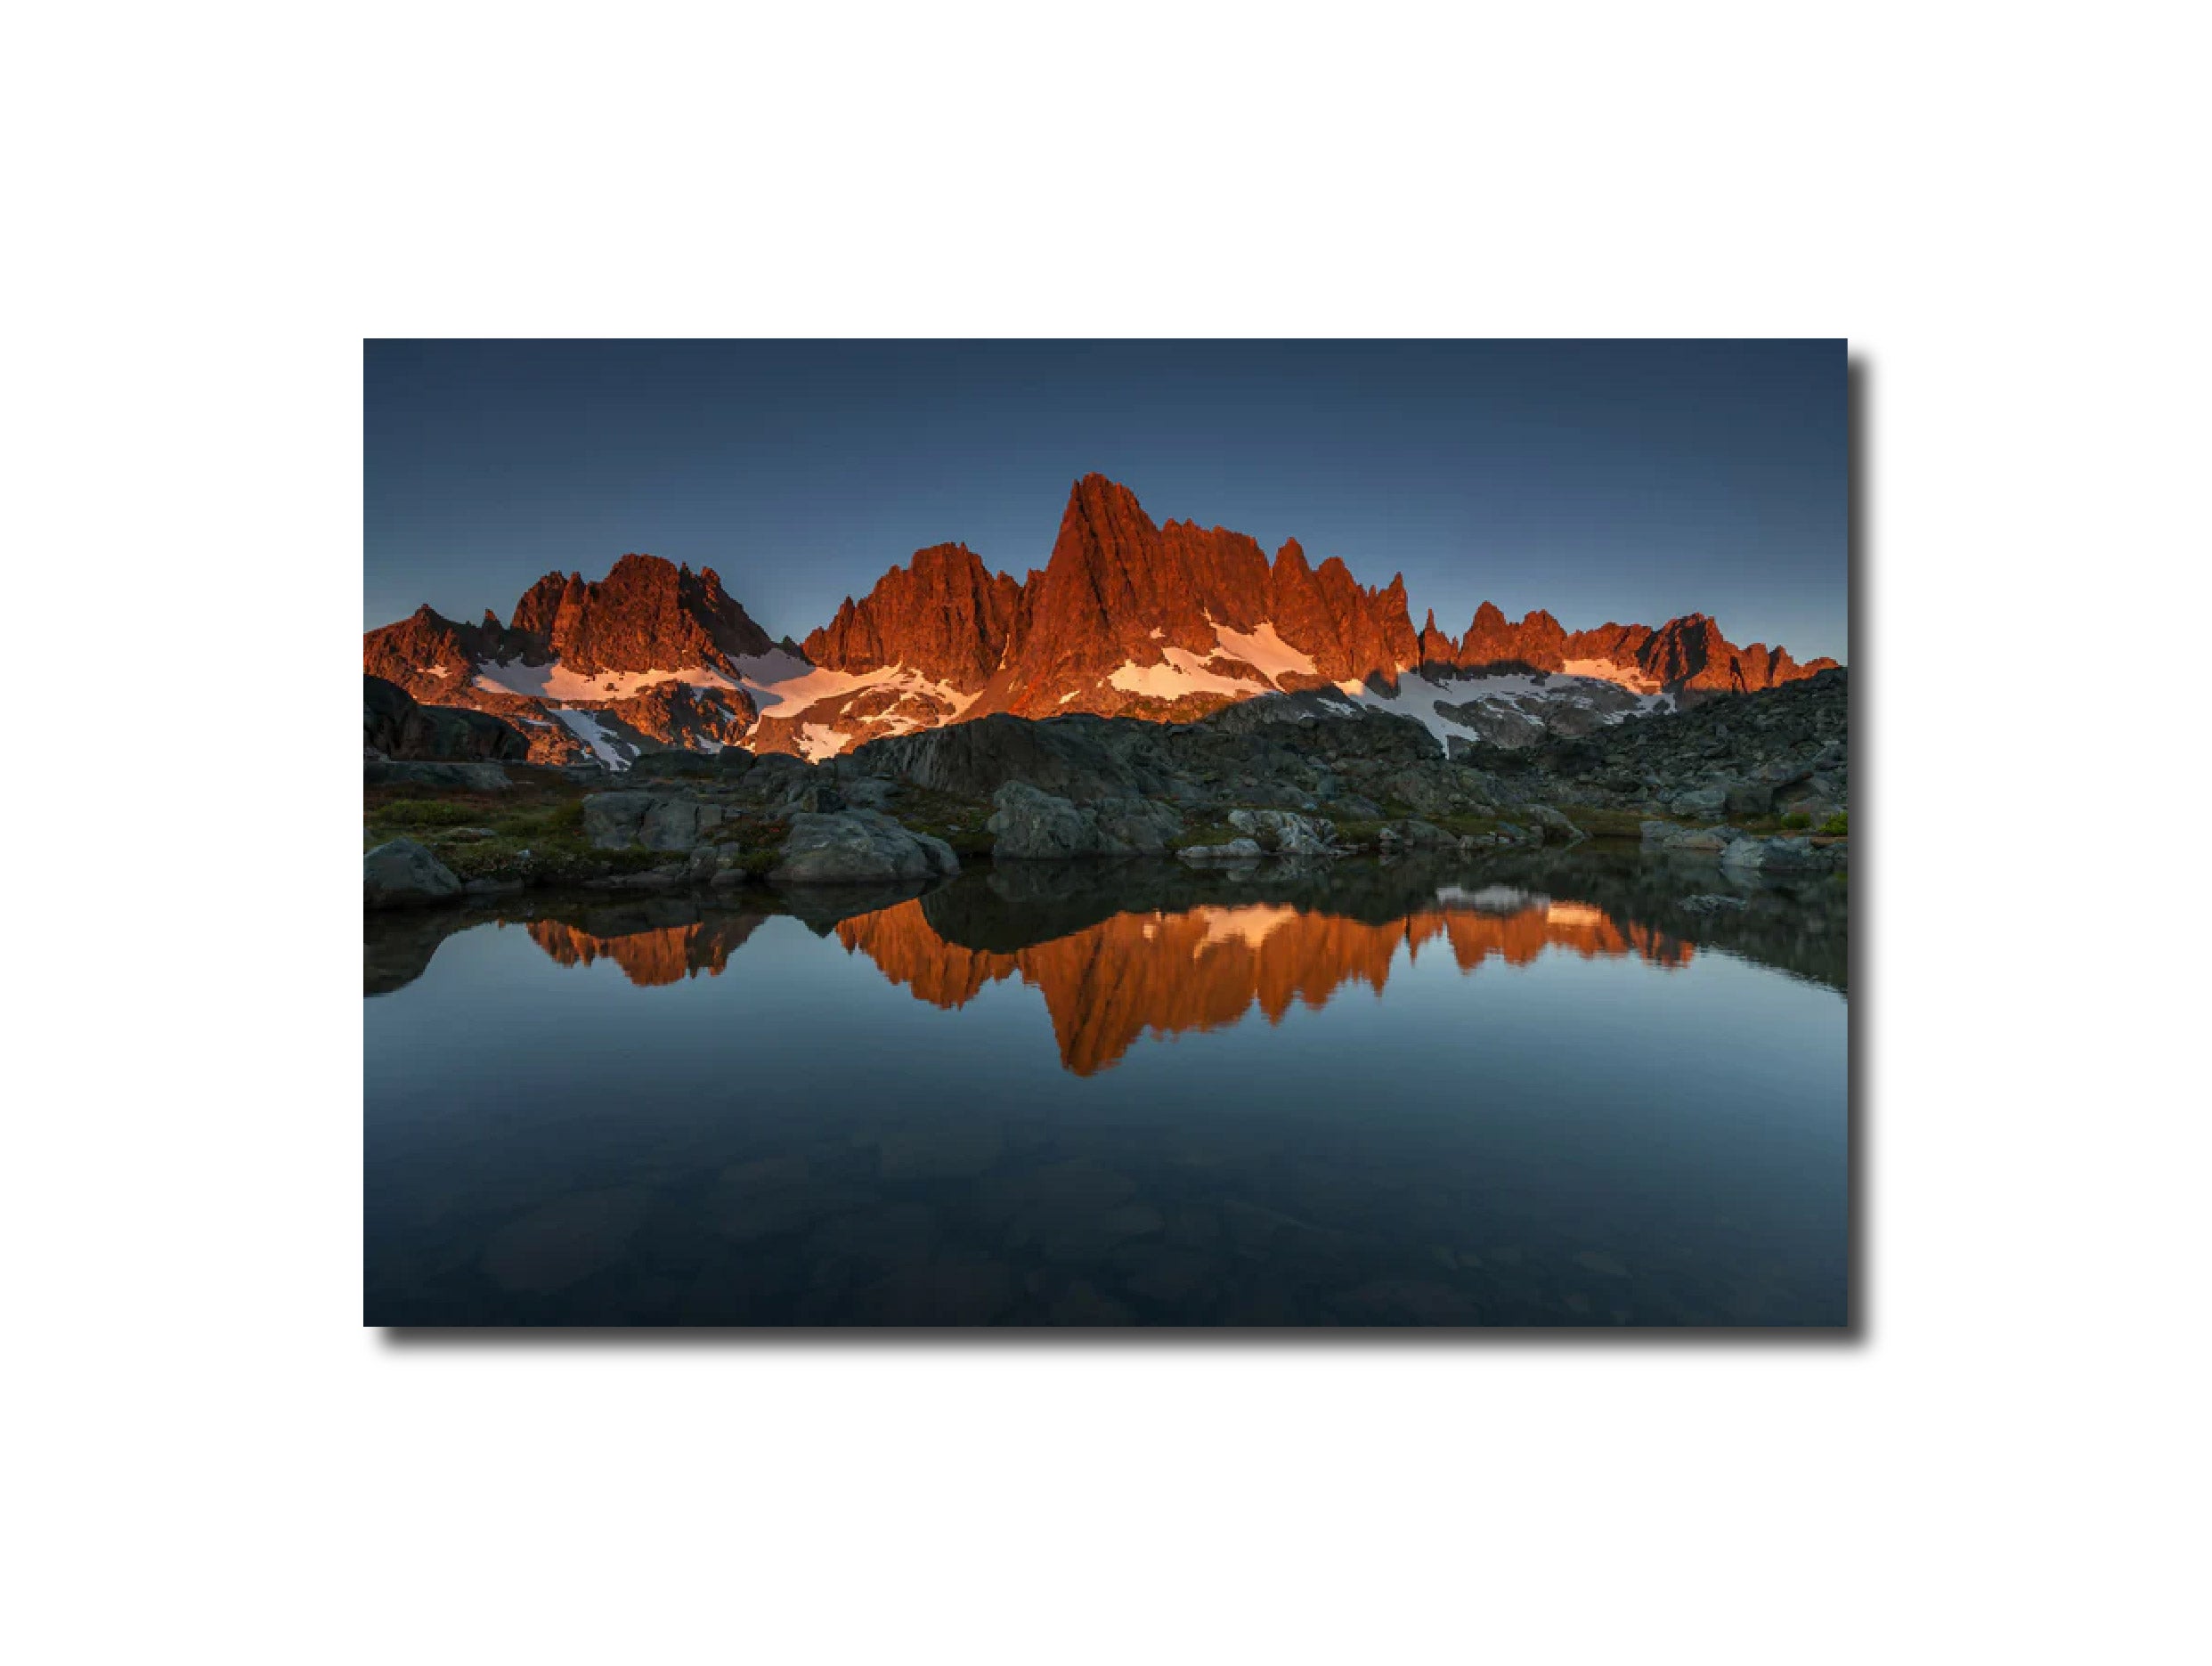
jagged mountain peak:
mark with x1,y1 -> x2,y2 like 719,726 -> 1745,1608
365,474 -> 1839,767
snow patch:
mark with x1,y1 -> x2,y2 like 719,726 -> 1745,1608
1562,657 -> 1661,693
476,659 -> 739,702
797,724 -> 852,762
1210,620 -> 1317,686
1109,648 -> 1267,703
552,707 -> 630,768
733,653 -> 978,725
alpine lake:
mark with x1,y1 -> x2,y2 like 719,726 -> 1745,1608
366,846 -> 1849,1329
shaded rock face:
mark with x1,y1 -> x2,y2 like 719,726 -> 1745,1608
983,784 -> 1181,859
364,839 -> 462,909
988,783 -> 1102,860
583,792 -> 728,853
364,674 -> 528,762
850,697 -> 1497,826
774,811 -> 959,885
1479,668 -> 1849,822
364,759 -> 516,792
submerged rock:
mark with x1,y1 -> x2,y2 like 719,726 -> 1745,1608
363,838 -> 462,909
481,1187 -> 655,1293
1679,892 -> 1750,914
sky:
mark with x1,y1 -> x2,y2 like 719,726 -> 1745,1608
365,340 -> 1847,662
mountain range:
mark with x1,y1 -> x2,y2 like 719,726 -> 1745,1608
364,474 -> 1839,768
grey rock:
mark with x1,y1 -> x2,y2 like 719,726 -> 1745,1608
363,759 -> 514,792
1667,783 -> 1730,818
1379,818 -> 1454,850
774,809 -> 959,885
636,796 -> 695,851
628,749 -> 738,781
363,838 -> 462,909
1524,804 -> 1584,846
1720,835 -> 1831,873
583,791 -> 722,852
582,792 -> 653,849
836,776 -> 899,810
583,866 -> 686,891
1092,796 -> 1184,855
1653,824 -> 1740,854
1178,837 -> 1265,865
1227,809 -> 1338,856
988,781 -> 1102,859
1724,780 -> 1775,817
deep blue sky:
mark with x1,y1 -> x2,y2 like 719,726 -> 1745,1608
366,340 -> 1846,661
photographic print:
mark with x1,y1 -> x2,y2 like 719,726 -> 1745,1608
364,339 -> 1850,1328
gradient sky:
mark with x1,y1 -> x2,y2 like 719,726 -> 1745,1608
365,340 -> 1846,662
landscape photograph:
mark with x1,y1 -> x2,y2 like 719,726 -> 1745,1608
363,338 -> 1850,1328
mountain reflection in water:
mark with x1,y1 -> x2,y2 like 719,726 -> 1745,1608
374,857 -> 1834,1078
365,851 -> 1848,1327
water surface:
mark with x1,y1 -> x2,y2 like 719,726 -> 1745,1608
365,851 -> 1848,1327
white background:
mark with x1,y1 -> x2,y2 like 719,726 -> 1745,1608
5,4 -> 2205,1662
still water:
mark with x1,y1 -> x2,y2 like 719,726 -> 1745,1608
365,851 -> 1849,1327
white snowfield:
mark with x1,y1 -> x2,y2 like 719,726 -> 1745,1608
475,659 -> 742,701
1109,618 -> 1324,702
733,651 -> 979,722
467,647 -> 986,768
1561,657 -> 1660,692
1209,621 -> 1319,683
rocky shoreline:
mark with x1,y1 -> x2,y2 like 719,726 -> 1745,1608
365,669 -> 1850,908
